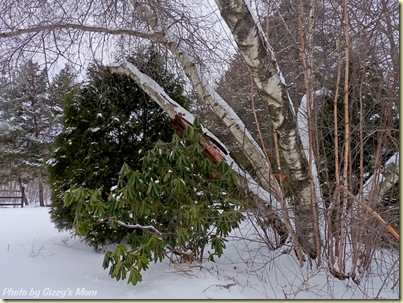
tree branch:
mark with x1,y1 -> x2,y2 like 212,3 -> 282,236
340,185 -> 399,241
129,0 -> 281,201
107,60 -> 274,204
114,220 -> 162,235
0,23 -> 162,40
363,152 -> 399,202
108,60 -> 288,241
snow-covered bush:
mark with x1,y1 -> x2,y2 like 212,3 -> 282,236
65,118 -> 246,285
48,49 -> 190,249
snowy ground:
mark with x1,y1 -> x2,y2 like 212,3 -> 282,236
0,205 -> 399,299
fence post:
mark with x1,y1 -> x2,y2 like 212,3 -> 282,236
21,187 -> 25,208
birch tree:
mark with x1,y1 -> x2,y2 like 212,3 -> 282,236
0,0 -> 398,282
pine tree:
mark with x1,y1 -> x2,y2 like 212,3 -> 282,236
0,73 -> 14,184
0,60 -> 58,204
47,65 -> 79,138
48,50 -> 190,249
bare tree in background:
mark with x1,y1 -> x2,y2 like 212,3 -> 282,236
0,0 -> 398,286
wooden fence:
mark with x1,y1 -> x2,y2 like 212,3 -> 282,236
0,188 -> 25,207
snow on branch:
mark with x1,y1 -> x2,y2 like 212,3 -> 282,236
362,152 -> 399,201
108,61 -> 229,156
217,0 -> 325,253
107,60 -> 280,209
0,23 -> 161,40
108,61 -> 183,120
108,61 -> 225,149
129,0 -> 280,198
297,89 -> 330,200
115,220 -> 162,235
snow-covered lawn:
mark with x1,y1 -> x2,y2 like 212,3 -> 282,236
0,206 -> 399,299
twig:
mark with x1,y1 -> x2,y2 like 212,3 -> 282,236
203,282 -> 237,292
114,219 -> 162,235
29,242 -> 45,258
374,258 -> 399,299
339,185 -> 399,241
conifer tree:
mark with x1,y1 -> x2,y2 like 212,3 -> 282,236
47,65 -> 79,138
48,50 -> 190,249
0,60 -> 60,204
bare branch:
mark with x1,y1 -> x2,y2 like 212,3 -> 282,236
340,186 -> 399,242
0,23 -> 162,40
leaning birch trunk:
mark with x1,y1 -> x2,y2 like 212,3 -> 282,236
129,0 -> 292,248
129,0 -> 281,200
107,61 -> 289,241
215,0 -> 318,258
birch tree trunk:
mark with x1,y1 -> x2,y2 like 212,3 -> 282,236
128,0 -> 281,200
127,0 -> 293,246
215,0 -> 318,257
363,152 -> 399,202
0,0 -> 398,275
107,60 -> 289,243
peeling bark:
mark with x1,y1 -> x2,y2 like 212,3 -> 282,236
129,0 -> 281,201
107,60 -> 289,245
0,0 -> 397,275
171,115 -> 225,164
131,0 -> 294,247
215,0 -> 317,257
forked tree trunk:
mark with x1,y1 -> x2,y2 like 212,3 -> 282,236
126,0 -> 317,259
215,0 -> 318,257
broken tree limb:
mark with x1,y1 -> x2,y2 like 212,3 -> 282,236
107,60 -> 289,244
129,0 -> 281,202
171,115 -> 225,164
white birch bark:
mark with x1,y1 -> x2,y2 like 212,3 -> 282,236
297,90 -> 329,239
297,90 -> 330,200
108,60 -> 274,204
215,0 -> 318,257
362,152 -> 399,202
108,60 -> 288,238
128,0 -> 281,200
